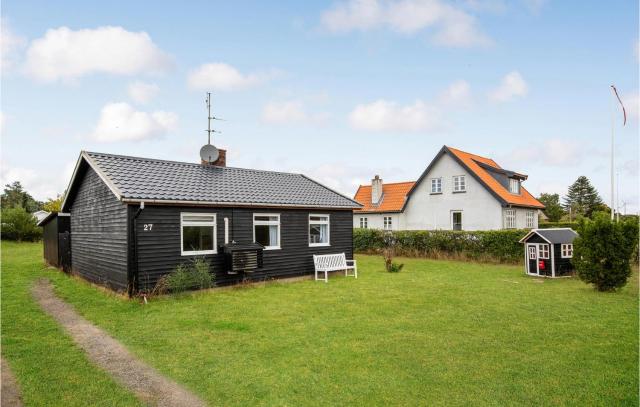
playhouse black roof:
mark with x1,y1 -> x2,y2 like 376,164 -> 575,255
62,151 -> 362,210
519,228 -> 578,244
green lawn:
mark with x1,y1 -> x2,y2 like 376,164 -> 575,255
2,241 -> 638,406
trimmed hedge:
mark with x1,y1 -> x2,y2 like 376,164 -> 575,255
538,222 -> 579,229
354,228 -> 530,263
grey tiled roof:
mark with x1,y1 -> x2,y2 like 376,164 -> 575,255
85,152 -> 361,208
535,228 -> 578,244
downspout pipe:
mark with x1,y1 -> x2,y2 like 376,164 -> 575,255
129,202 -> 144,297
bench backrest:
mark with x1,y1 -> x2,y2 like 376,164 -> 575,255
313,253 -> 347,270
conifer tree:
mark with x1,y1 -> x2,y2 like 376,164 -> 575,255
563,176 -> 603,218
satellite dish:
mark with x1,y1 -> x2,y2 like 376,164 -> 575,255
200,143 -> 219,163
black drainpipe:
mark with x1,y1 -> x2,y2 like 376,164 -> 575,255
129,202 -> 145,297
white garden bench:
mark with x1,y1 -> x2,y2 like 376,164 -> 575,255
313,253 -> 357,282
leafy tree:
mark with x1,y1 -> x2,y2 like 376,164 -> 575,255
563,176 -> 603,218
42,194 -> 64,212
1,206 -> 42,241
537,193 -> 565,222
1,182 -> 42,213
573,213 -> 639,291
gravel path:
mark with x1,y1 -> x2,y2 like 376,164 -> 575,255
32,278 -> 206,407
1,357 -> 23,407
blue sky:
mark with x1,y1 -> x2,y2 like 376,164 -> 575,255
2,0 -> 638,212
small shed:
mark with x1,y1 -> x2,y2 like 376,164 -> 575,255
38,212 -> 71,271
519,228 -> 578,277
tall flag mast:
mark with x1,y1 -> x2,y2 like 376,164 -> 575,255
610,85 -> 626,220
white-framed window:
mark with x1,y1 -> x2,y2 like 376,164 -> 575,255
509,178 -> 520,194
181,213 -> 217,255
359,217 -> 368,229
253,214 -> 280,250
453,175 -> 466,192
504,209 -> 516,229
526,211 -> 534,228
383,216 -> 392,230
528,245 -> 537,259
431,178 -> 442,193
538,244 -> 549,259
452,211 -> 463,231
561,244 -> 573,258
309,214 -> 330,246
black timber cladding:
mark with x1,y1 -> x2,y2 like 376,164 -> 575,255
40,213 -> 70,268
68,165 -> 129,291
133,206 -> 353,291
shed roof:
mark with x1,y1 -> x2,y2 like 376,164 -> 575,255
61,151 -> 362,211
519,228 -> 578,244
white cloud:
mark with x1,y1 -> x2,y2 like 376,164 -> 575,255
321,0 -> 491,47
24,26 -> 171,82
187,63 -> 273,91
488,71 -> 528,102
439,79 -> 472,107
1,19 -> 26,71
0,160 -> 75,201
623,92 -> 639,120
128,81 -> 160,104
261,100 -> 329,125
349,99 -> 443,132
504,139 -> 585,167
90,102 -> 177,142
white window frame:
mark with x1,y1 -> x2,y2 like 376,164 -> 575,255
359,217 -> 368,229
504,209 -> 516,229
451,211 -> 463,230
431,177 -> 442,194
180,212 -> 217,256
253,213 -> 281,250
383,216 -> 392,230
309,214 -> 330,247
538,244 -> 549,259
509,178 -> 520,194
525,211 -> 534,228
453,175 -> 466,192
561,244 -> 573,258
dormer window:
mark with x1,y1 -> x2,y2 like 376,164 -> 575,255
509,178 -> 520,194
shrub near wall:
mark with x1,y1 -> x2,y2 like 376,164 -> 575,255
354,228 -> 529,263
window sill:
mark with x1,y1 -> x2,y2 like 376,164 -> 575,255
181,250 -> 216,256
309,243 -> 330,247
430,192 -> 442,195
263,246 -> 281,251
452,190 -> 466,194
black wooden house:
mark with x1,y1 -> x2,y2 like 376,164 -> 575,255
519,228 -> 578,277
59,151 -> 362,294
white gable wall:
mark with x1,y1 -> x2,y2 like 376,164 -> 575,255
353,212 -> 400,231
402,152 -> 504,230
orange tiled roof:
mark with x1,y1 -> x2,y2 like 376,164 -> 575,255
354,181 -> 415,213
445,146 -> 544,209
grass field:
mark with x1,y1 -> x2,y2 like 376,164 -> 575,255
2,241 -> 638,406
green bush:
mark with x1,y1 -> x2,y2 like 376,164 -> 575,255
161,258 -> 214,294
354,228 -> 529,263
1,207 -> 42,241
573,214 -> 639,291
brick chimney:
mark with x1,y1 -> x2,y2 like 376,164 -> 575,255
371,175 -> 383,205
201,149 -> 226,167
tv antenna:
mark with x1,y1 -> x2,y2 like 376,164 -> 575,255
200,92 -> 223,164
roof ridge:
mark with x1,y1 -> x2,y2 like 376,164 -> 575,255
85,151 -> 305,177
357,180 -> 416,188
447,146 -> 498,165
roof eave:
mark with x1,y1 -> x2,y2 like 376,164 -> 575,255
120,197 -> 360,210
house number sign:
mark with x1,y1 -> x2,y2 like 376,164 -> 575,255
143,224 -> 153,231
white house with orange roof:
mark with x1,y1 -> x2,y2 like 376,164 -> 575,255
353,146 -> 544,231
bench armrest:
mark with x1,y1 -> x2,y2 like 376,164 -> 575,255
346,259 -> 357,266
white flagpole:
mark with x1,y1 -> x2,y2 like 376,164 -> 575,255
610,86 -> 615,221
